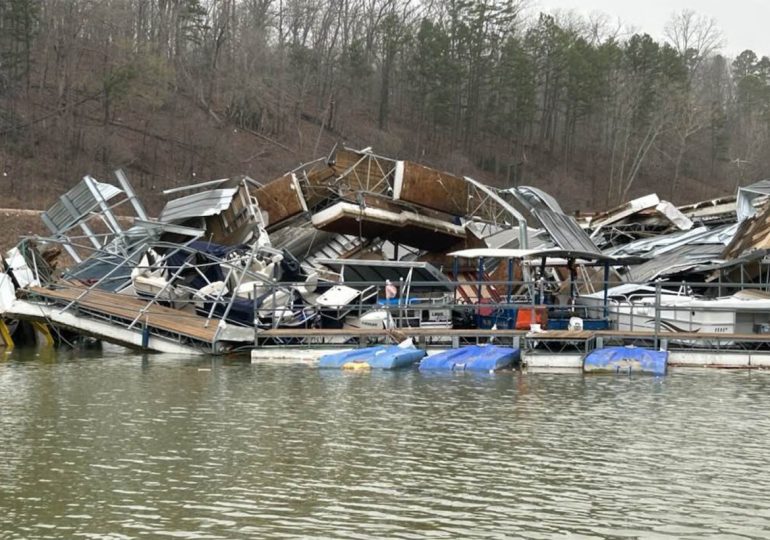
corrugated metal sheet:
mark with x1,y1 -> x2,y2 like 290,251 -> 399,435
159,188 -> 237,223
737,178 -> 770,221
44,179 -> 123,232
653,201 -> 693,230
678,196 -> 737,224
589,194 -> 660,234
533,209 -> 601,255
626,244 -> 724,282
509,186 -> 564,214
607,224 -> 738,258
465,222 -> 548,250
607,227 -> 703,257
723,200 -> 770,259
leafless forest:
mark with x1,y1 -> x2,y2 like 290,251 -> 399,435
0,0 -> 767,216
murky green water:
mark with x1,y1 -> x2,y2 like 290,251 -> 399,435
2,346 -> 770,539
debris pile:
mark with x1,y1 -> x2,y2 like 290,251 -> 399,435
1,145 -> 769,353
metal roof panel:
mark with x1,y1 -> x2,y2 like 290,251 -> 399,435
533,209 -> 601,255
159,188 -> 238,223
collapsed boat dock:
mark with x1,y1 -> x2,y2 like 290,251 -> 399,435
3,144 -> 770,373
8,274 -> 770,369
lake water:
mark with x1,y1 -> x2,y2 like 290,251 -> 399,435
2,346 -> 770,539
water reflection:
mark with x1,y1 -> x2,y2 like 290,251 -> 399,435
2,348 -> 770,539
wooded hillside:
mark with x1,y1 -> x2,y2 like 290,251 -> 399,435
0,1 -> 767,215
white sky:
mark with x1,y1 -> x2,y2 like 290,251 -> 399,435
531,0 -> 770,57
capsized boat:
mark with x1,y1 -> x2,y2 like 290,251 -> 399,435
318,340 -> 425,370
583,346 -> 668,375
419,345 -> 520,372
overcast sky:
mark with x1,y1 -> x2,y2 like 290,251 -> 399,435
531,0 -> 770,57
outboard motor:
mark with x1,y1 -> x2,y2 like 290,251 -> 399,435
278,249 -> 302,282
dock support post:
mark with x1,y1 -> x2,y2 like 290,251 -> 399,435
507,257 -> 514,328
718,271 -> 722,296
0,320 -> 15,350
654,281 -> 662,350
271,280 -> 278,329
141,319 -> 150,350
603,262 -> 610,320
31,322 -> 54,347
253,283 -> 259,349
452,256 -> 459,312
476,257 -> 484,329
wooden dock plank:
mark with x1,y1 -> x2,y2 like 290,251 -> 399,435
28,284 -> 220,343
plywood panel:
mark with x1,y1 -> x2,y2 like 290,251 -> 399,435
329,148 -> 396,195
395,162 -> 470,216
255,173 -> 308,228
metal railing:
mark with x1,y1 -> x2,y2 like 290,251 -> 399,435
14,239 -> 770,353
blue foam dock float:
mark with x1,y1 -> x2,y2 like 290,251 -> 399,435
583,346 -> 668,376
419,345 -> 520,372
318,345 -> 426,370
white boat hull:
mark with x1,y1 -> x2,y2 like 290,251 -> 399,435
579,287 -> 770,346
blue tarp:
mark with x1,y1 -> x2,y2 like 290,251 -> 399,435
166,241 -> 244,290
547,318 -> 610,330
377,298 -> 420,305
420,345 -> 519,372
319,345 -> 425,370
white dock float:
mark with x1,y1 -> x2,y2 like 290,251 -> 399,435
250,348 -> 349,365
523,352 -> 584,369
669,351 -> 770,368
525,366 -> 583,374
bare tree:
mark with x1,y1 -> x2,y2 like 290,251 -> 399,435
662,10 -> 723,198
664,9 -> 722,74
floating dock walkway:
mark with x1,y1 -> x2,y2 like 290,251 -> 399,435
5,283 -> 770,368
253,327 -> 770,369
7,283 -> 253,354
